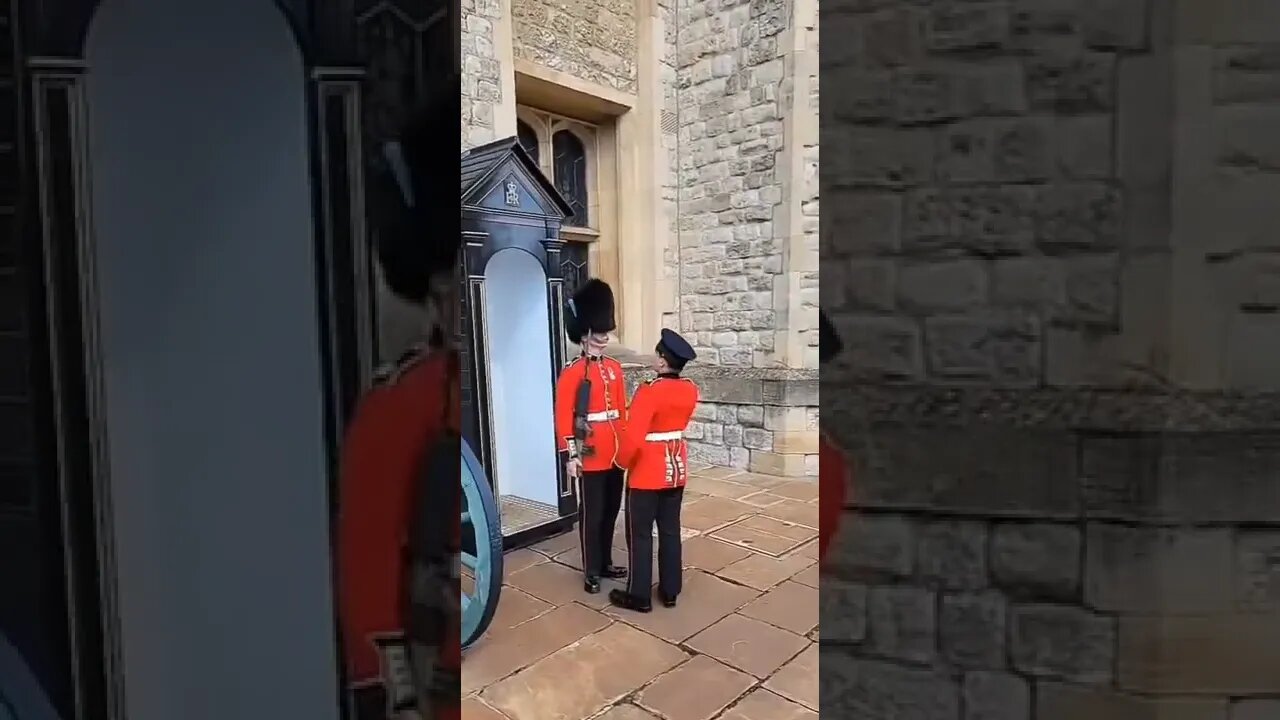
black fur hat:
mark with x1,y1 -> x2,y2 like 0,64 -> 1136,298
565,279 -> 617,344
819,310 -> 842,363
370,78 -> 461,306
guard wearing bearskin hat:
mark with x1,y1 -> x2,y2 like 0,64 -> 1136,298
335,84 -> 460,720
555,279 -> 629,594
609,328 -> 699,613
818,310 -> 846,567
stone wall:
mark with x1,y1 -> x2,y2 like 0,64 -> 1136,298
823,0 -> 1144,385
462,0 -> 505,148
821,0 -> 1280,715
510,0 -> 637,94
822,426 -> 1280,720
623,364 -> 819,476
673,0 -> 796,369
822,0 -> 1280,391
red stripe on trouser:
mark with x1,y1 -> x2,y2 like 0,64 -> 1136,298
624,489 -> 634,596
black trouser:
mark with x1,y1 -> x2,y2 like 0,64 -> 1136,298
579,467 -> 624,578
625,487 -> 684,600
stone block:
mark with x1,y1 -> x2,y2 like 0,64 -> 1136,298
926,2 -> 1012,52
772,430 -> 818,455
1010,0 -> 1082,52
747,450 -> 807,476
821,654 -> 959,720
741,427 -> 773,451
1080,433 -> 1280,524
1214,46 -> 1280,104
841,127 -> 935,188
940,592 -> 1008,670
1234,530 -> 1280,612
1207,173 -> 1280,256
925,316 -> 995,379
960,60 -> 1030,117
917,520 -> 989,590
936,121 -> 998,184
895,67 -> 961,125
822,190 -> 901,255
820,579 -> 868,643
690,442 -> 732,467
1080,0 -> 1150,50
761,378 -> 818,406
935,118 -> 1051,184
827,67 -> 894,121
1054,115 -> 1113,179
1062,254 -> 1120,324
990,523 -> 1081,600
963,672 -> 1029,720
868,585 -> 937,664
1027,52 -> 1117,114
830,314 -> 924,379
909,186 -> 1046,253
763,405 -> 807,432
993,257 -> 1067,308
1035,182 -> 1123,250
1037,682 -> 1228,720
993,118 -> 1052,182
1010,604 -> 1115,684
1086,524 -> 1232,615
1212,0 -> 1280,44
1233,700 -> 1280,720
1217,105 -> 1280,171
1118,614 -> 1280,694
839,259 -> 896,311
898,260 -> 988,312
737,405 -> 764,428
859,429 -> 1080,517
861,7 -> 926,68
827,513 -> 915,580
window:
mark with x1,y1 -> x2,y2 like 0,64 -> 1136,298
552,131 -> 588,226
517,120 -> 539,166
515,107 -> 596,232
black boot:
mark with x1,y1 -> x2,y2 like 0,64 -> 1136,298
659,592 -> 678,608
602,565 -> 628,579
609,589 -> 652,613
584,576 -> 601,594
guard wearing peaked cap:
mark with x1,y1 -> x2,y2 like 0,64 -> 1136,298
555,279 -> 629,594
610,329 -> 700,613
817,310 -> 847,567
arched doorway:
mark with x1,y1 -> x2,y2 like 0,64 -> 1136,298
81,0 -> 339,717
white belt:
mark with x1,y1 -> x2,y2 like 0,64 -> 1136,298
586,410 -> 620,422
645,431 -> 683,442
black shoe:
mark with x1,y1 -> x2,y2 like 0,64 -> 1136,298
609,589 -> 652,613
584,577 -> 601,594
602,565 -> 628,579
660,593 -> 678,608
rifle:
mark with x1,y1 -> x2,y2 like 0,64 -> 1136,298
572,375 -> 595,459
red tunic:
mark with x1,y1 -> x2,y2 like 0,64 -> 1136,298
617,376 -> 699,490
553,354 -> 628,471
336,348 -> 460,719
818,432 -> 848,566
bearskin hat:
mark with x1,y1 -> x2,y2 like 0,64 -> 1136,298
565,279 -> 617,344
370,77 -> 461,306
819,310 -> 842,363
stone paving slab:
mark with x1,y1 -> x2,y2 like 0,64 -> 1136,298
462,466 -> 820,719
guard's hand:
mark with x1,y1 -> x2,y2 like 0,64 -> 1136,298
566,459 -> 583,481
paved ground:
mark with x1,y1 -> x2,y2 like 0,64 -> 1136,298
462,466 -> 819,720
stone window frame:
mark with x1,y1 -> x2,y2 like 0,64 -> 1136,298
515,105 -> 600,242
